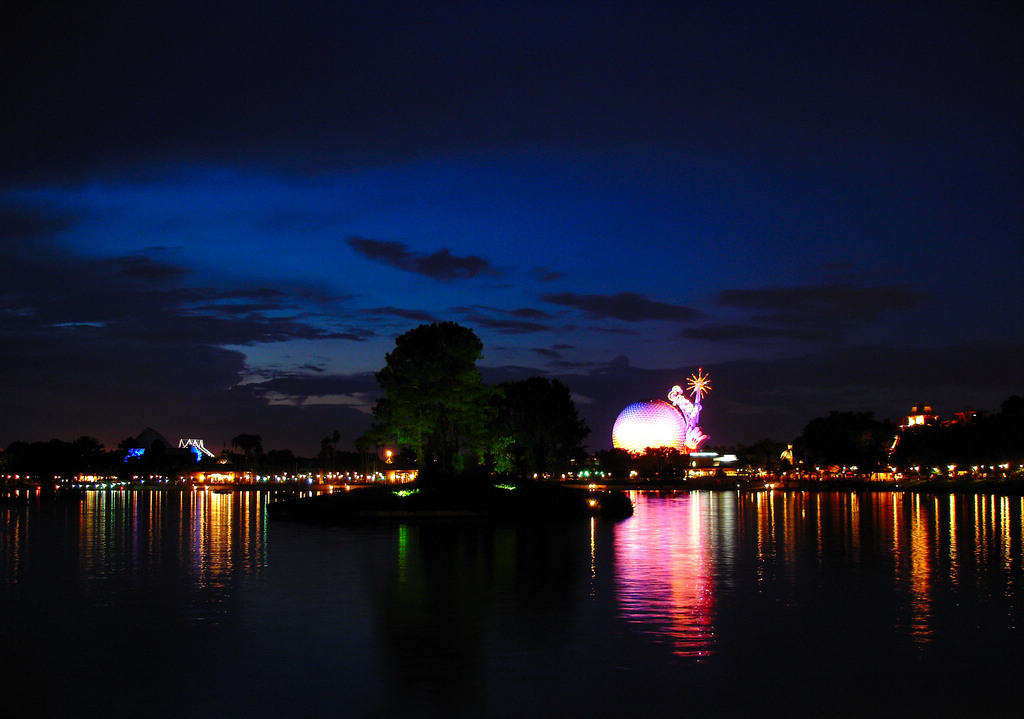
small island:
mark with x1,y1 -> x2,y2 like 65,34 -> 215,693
268,477 -> 633,523
267,322 -> 638,524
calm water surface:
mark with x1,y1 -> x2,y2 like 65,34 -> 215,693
3,489 -> 1023,718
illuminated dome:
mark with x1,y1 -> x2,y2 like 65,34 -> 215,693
612,400 -> 687,453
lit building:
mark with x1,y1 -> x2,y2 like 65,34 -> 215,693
612,399 -> 688,453
189,457 -> 241,484
891,403 -> 940,454
612,369 -> 712,454
901,404 -> 939,430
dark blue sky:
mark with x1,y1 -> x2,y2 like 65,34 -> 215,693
2,1 -> 1021,455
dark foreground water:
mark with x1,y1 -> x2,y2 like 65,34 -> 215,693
3,489 -> 1023,718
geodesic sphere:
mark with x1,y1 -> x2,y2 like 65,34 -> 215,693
611,399 -> 687,453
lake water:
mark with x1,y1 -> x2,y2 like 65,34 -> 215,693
3,488 -> 1023,718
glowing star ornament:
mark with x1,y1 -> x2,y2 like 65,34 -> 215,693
687,368 -> 711,402
612,369 -> 712,454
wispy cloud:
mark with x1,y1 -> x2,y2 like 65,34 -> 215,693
454,305 -> 555,335
682,324 -> 829,342
531,267 -> 565,282
112,255 -> 192,282
687,284 -> 927,343
346,236 -> 500,281
0,205 -> 74,241
364,307 -> 438,322
542,292 -> 703,322
716,285 -> 925,323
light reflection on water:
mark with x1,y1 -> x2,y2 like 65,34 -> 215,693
3,488 -> 1024,717
615,490 -> 1024,654
67,489 -> 269,623
615,491 -> 728,658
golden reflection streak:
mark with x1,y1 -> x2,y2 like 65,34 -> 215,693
14,489 -> 269,614
948,494 -> 958,586
589,516 -> 597,597
907,494 -> 933,644
815,492 -> 823,565
974,494 -> 986,574
850,493 -> 861,555
2,504 -> 27,583
1001,496 -> 1012,575
781,491 -> 794,576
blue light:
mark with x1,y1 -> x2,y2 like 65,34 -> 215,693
124,448 -> 145,462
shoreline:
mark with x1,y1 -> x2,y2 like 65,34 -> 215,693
4,476 -> 1024,499
576,477 -> 1024,495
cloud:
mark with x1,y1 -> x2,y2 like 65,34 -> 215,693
0,205 -> 74,242
246,372 -> 380,410
687,284 -> 928,343
531,348 -> 561,359
364,307 -> 437,322
507,307 -> 552,319
682,324 -> 829,342
455,305 -> 555,335
346,236 -> 500,281
542,292 -> 703,322
521,338 -> 1024,452
531,267 -> 565,282
112,255 -> 192,282
716,285 -> 925,322
462,315 -> 551,335
0,235 -> 381,451
6,4 -> 1016,186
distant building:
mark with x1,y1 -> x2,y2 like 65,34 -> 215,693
132,426 -> 173,450
901,404 -> 939,430
189,457 -> 242,484
891,403 -> 987,456
892,404 -> 939,454
948,409 -> 987,426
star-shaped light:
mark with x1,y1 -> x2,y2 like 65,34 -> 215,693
687,368 -> 711,401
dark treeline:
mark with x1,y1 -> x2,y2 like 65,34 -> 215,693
889,396 -> 1024,472
0,433 -> 373,482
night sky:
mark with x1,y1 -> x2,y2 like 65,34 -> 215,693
2,1 -> 1021,456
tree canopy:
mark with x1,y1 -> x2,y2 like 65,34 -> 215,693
490,377 -> 590,477
360,322 -> 495,473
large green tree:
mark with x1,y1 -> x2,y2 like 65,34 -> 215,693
491,377 -> 590,478
362,322 -> 495,473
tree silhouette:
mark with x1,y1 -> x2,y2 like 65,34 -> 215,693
319,430 -> 340,472
362,322 -> 495,474
491,377 -> 590,478
794,411 -> 892,473
231,433 -> 263,475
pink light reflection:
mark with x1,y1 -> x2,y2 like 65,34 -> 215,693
614,492 -> 717,658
